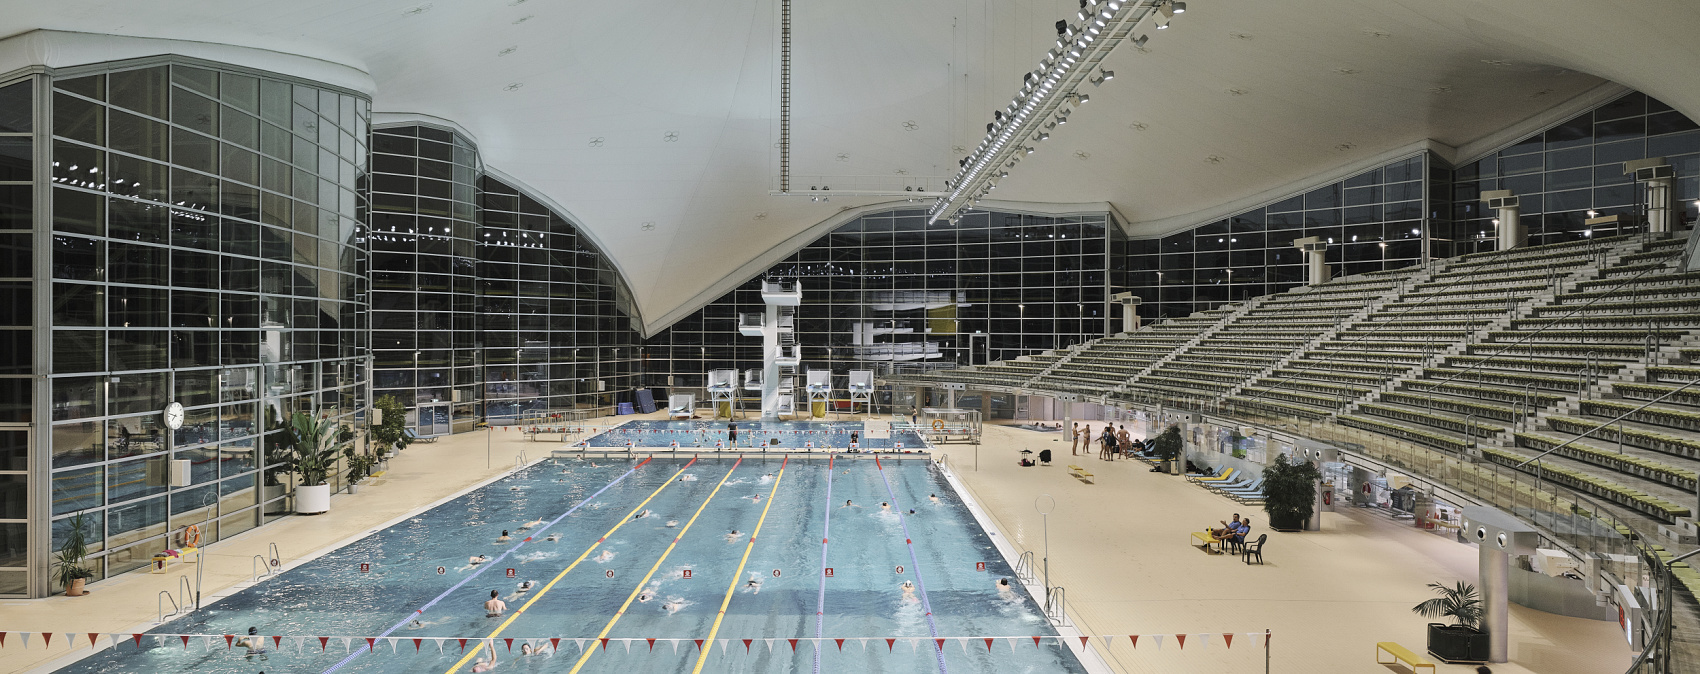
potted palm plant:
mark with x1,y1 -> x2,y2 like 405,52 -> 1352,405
370,395 -> 411,462
288,411 -> 342,514
1150,425 -> 1183,474
1413,581 -> 1489,663
1261,454 -> 1321,531
343,444 -> 376,494
54,512 -> 95,596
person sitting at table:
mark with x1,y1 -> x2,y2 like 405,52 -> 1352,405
1209,515 -> 1248,553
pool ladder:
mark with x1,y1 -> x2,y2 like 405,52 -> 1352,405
1045,586 -> 1071,627
252,542 -> 283,581
514,450 -> 529,468
156,574 -> 193,623
1013,550 -> 1038,585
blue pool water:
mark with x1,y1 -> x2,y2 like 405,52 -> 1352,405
57,456 -> 1084,673
581,420 -> 927,451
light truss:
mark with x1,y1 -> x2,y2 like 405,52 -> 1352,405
928,0 -> 1185,223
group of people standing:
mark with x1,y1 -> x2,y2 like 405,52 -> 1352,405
1069,423 -> 1142,460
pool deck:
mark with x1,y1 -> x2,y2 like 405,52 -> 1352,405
7,412 -> 1635,674
936,421 -> 1634,674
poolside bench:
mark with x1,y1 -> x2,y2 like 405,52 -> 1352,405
1375,641 -> 1434,673
1067,465 -> 1095,484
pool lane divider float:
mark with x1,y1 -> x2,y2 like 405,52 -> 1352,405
874,456 -> 949,674
14,629 -> 1273,657
567,457 -> 745,674
321,456 -> 655,674
811,454 -> 835,674
442,456 -> 702,674
691,455 -> 789,673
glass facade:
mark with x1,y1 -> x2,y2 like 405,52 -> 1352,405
642,209 -> 1113,390
475,175 -> 640,423
1123,92 -> 1700,320
368,125 -> 480,433
21,59 -> 372,592
1445,91 -> 1700,252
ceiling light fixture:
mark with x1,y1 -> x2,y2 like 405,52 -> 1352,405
930,0 -> 1181,223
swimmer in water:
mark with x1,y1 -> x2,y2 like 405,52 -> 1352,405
745,573 -> 763,594
665,520 -> 679,528
880,502 -> 891,511
544,533 -> 562,542
520,643 -> 534,656
900,580 -> 917,602
485,589 -> 507,617
908,509 -> 916,515
929,493 -> 939,503
519,519 -> 544,530
748,494 -> 762,503
517,580 -> 536,592
725,529 -> 742,543
662,598 -> 685,614
469,555 -> 491,565
471,648 -> 497,673
997,578 -> 1017,599
842,499 -> 860,509
496,530 -> 511,542
633,509 -> 651,520
594,550 -> 615,563
235,626 -> 265,656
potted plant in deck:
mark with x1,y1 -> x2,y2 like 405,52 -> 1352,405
1151,425 -> 1183,474
343,442 -> 376,494
1413,581 -> 1489,663
369,395 -> 411,463
287,411 -> 342,514
54,512 -> 94,596
1261,453 -> 1321,531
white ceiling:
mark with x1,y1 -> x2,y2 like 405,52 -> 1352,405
6,0 -> 1700,334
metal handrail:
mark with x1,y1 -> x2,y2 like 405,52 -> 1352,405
252,554 -> 275,581
1014,550 -> 1037,586
157,590 -> 180,623
1045,586 -> 1069,626
1514,376 -> 1700,468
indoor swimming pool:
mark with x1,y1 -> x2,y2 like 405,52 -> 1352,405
580,420 -> 927,451
55,456 -> 1085,673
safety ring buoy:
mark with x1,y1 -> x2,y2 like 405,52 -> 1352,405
180,524 -> 201,548
931,419 -> 944,431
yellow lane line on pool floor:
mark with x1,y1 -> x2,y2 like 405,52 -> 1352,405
443,457 -> 698,674
692,456 -> 787,673
568,458 -> 744,673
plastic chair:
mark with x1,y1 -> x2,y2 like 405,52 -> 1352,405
1242,534 -> 1267,565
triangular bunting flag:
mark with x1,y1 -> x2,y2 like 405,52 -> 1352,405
1175,634 -> 1187,649
367,637 -> 377,652
1102,635 -> 1114,650
1030,635 -> 1041,647
743,638 -> 752,652
205,635 -> 218,651
1196,633 -> 1209,650
340,637 -> 351,652
42,633 -> 52,648
388,637 -> 401,654
413,638 -> 423,652
574,639 -> 586,652
88,633 -> 100,649
17,632 -> 28,648
717,639 -> 728,653
436,638 -> 445,654
1223,633 -> 1233,649
550,638 -> 560,653
0,632 -> 6,648
1152,634 -> 1163,650
934,638 -> 945,652
984,638 -> 994,651
1128,634 -> 1139,648
1077,636 -> 1089,648
621,638 -> 631,655
958,637 -> 968,655
669,639 -> 681,655
503,638 -> 514,652
274,636 -> 284,651
111,633 -> 127,649
599,638 -> 609,651
646,638 -> 657,651
885,638 -> 896,651
694,639 -> 705,651
786,638 -> 798,651
457,638 -> 467,652
180,635 -> 191,649
835,638 -> 845,651
764,638 -> 774,652
906,638 -> 919,653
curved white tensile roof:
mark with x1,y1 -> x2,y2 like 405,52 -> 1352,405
4,0 -> 1698,334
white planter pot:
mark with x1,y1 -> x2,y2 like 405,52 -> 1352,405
346,482 -> 360,494
296,484 -> 331,514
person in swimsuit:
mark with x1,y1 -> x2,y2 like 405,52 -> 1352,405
496,530 -> 511,542
235,626 -> 266,656
484,589 -> 507,617
472,647 -> 498,672
1070,422 -> 1081,456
